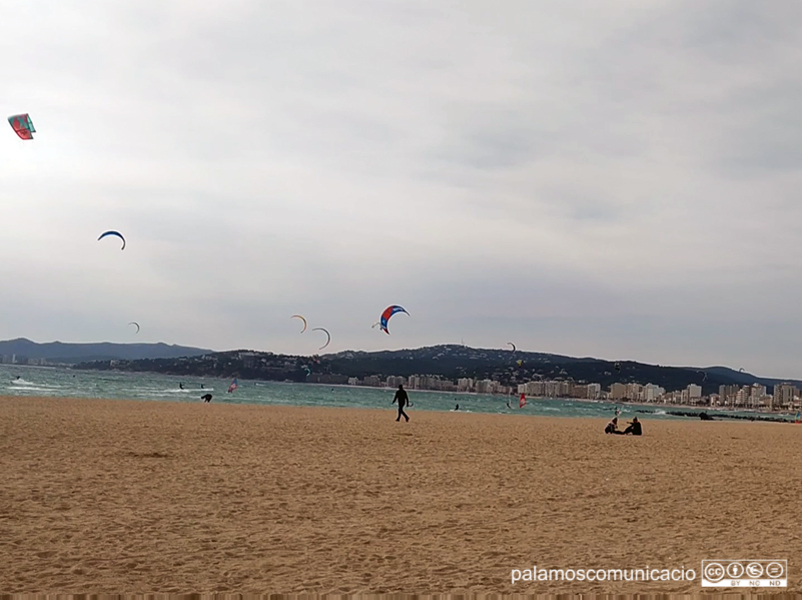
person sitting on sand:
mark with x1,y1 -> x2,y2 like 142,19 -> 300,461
605,417 -> 620,434
392,384 -> 410,422
622,417 -> 642,436
201,393 -> 213,403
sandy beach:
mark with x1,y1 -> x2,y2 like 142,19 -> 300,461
1,396 -> 800,594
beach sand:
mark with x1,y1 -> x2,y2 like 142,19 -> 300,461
1,396 -> 800,594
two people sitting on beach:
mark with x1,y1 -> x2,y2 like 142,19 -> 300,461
605,417 -> 642,435
392,384 -> 411,422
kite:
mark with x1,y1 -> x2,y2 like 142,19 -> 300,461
698,370 -> 707,382
312,327 -> 331,350
507,342 -> 516,352
228,378 -> 238,393
98,230 -> 126,250
291,315 -> 308,333
379,305 -> 409,334
8,114 -> 35,140
519,393 -> 527,409
128,321 -> 140,334
303,365 -> 311,377
614,362 -> 621,373
739,368 -> 745,373
516,359 -> 523,367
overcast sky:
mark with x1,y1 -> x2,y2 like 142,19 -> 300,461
1,1 -> 802,376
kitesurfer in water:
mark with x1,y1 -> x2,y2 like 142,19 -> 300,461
179,383 -> 184,390
200,384 -> 204,389
392,384 -> 410,422
454,403 -> 460,411
506,400 -> 513,410
201,394 -> 213,403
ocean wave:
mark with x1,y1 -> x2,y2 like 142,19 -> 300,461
10,379 -> 62,390
6,385 -> 64,393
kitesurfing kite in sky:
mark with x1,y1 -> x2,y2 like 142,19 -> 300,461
8,114 -> 34,140
379,305 -> 409,334
507,342 -> 516,352
98,230 -> 126,250
312,327 -> 331,350
228,378 -> 238,393
291,315 -> 307,333
128,321 -> 140,334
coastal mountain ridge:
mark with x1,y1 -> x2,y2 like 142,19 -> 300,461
0,338 -> 214,363
72,343 -> 800,392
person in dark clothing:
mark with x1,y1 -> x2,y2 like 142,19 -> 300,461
623,417 -> 642,435
605,417 -> 620,434
454,403 -> 460,411
201,393 -> 213,403
179,383 -> 184,390
392,384 -> 410,422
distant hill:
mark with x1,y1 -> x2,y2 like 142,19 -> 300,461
74,343 -> 802,393
0,338 -> 214,364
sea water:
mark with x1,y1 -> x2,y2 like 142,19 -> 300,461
0,364 -> 767,421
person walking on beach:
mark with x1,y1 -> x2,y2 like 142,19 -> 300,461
392,384 -> 410,422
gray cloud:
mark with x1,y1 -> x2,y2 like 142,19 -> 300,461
1,0 -> 802,377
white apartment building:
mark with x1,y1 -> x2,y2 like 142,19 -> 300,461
457,378 -> 474,392
774,383 -> 798,409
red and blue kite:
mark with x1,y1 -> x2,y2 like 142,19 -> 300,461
379,305 -> 409,334
228,378 -> 238,393
8,114 -> 35,140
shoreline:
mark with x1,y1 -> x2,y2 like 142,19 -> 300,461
4,379 -> 799,424
53,365 -> 799,418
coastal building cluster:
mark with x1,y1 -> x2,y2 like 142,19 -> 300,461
344,375 -> 802,412
0,354 -> 51,366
